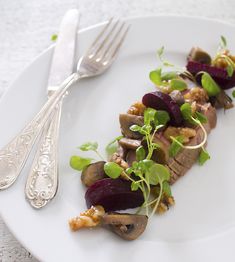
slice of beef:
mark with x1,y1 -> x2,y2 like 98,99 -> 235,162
174,127 -> 204,169
119,114 -> 144,139
119,138 -> 141,150
150,124 -> 205,184
151,133 -> 170,164
167,167 -> 182,185
167,158 -> 188,177
197,103 -> 217,130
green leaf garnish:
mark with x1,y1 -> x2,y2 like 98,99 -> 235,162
147,163 -> 170,185
136,146 -> 146,162
146,165 -> 159,185
195,111 -> 207,123
180,103 -> 192,121
198,147 -> 210,165
144,108 -> 157,125
78,142 -> 98,151
51,34 -> 58,41
232,90 -> 235,98
170,79 -> 187,91
155,110 -> 170,126
201,72 -> 221,96
157,46 -> 164,59
131,181 -> 139,191
106,136 -> 123,157
149,68 -> 162,86
220,35 -> 227,49
130,124 -> 142,132
162,181 -> 172,197
104,162 -> 123,179
161,71 -> 178,81
70,156 -> 92,171
169,136 -> 184,157
227,63 -> 234,77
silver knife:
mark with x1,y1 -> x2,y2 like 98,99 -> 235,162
25,9 -> 80,208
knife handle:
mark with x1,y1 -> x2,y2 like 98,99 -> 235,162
25,103 -> 62,208
0,73 -> 78,190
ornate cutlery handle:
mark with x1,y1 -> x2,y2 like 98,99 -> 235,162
25,103 -> 61,208
0,73 -> 78,190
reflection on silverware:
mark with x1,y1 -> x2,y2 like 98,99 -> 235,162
0,18 -> 130,191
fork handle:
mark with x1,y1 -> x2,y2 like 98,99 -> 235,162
0,73 -> 79,190
25,102 -> 62,208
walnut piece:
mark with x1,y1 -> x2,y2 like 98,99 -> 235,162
184,87 -> 209,104
69,205 -> 105,231
163,126 -> 196,143
157,196 -> 175,214
213,50 -> 234,69
127,101 -> 146,116
110,152 -> 129,180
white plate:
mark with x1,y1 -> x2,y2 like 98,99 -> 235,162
1,16 -> 235,262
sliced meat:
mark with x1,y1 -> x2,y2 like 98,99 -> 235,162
197,103 -> 217,130
174,127 -> 203,167
151,133 -> 170,164
119,114 -> 144,139
167,158 -> 188,177
167,126 -> 204,183
119,138 -> 141,150
168,167 -> 181,185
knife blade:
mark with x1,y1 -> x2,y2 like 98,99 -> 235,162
48,9 -> 80,95
25,9 -> 80,208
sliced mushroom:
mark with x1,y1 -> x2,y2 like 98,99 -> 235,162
81,161 -> 106,187
102,213 -> 148,240
188,47 -> 212,65
126,150 -> 137,167
119,114 -> 144,139
119,137 -> 141,150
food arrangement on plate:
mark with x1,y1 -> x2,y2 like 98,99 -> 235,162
68,36 -> 235,240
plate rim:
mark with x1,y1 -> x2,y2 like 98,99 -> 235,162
1,14 -> 235,261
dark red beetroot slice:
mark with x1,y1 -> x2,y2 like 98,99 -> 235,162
85,178 -> 144,212
142,91 -> 183,126
186,60 -> 235,90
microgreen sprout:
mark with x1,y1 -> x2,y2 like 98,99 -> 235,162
232,90 -> 235,98
198,147 -> 210,165
70,156 -> 92,171
168,103 -> 210,162
51,34 -> 58,41
212,36 -> 235,77
78,141 -> 104,160
104,162 -> 123,179
105,135 -> 123,157
127,108 -> 172,216
200,72 -> 221,96
70,142 -> 105,171
150,47 -> 188,93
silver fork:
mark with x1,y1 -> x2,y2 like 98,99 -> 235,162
0,19 -> 130,190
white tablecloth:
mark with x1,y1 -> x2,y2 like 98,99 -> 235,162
1,0 -> 235,261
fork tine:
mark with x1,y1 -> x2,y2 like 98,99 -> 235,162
105,24 -> 130,62
89,19 -> 120,58
101,21 -> 126,59
88,17 -> 113,51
